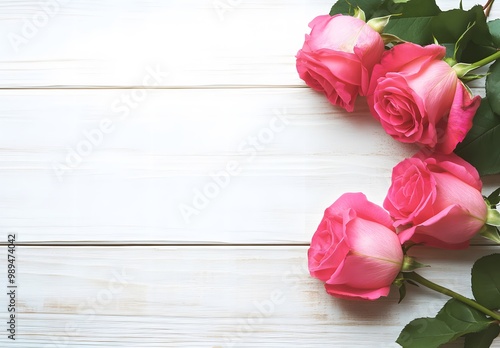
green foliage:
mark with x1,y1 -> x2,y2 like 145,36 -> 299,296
379,0 -> 441,44
455,98 -> 500,176
431,6 -> 493,61
435,299 -> 494,334
329,0 -> 385,18
384,17 -> 434,45
486,187 -> 500,206
397,318 -> 454,348
487,61 -> 500,115
489,19 -> 500,47
465,324 -> 500,348
461,42 -> 498,64
397,299 -> 493,347
398,254 -> 500,347
472,254 -> 500,310
387,0 -> 440,17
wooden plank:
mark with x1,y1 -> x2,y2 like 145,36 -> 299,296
1,88 -> 497,244
0,245 -> 499,347
0,0 -> 496,88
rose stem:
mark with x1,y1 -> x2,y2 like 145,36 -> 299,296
404,271 -> 500,321
468,49 -> 500,70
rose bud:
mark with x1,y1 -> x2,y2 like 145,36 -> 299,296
308,192 -> 404,300
296,14 -> 384,112
367,43 -> 481,153
384,152 -> 488,249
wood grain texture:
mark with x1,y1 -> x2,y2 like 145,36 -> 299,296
0,88 -> 415,244
0,0 -> 496,88
1,245 -> 499,347
0,88 -> 497,244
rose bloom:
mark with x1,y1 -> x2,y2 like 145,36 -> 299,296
308,192 -> 403,300
296,14 -> 384,112
384,152 -> 487,249
367,43 -> 481,153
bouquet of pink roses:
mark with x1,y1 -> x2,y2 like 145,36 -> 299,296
298,0 -> 500,347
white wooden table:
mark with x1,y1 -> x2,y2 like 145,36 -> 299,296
0,1 -> 499,347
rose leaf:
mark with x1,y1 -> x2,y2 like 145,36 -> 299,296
489,19 -> 500,48
464,324 -> 500,348
431,5 -> 493,61
388,0 -> 441,18
329,0 -> 385,19
487,61 -> 500,115
397,317 -> 455,348
486,187 -> 500,206
384,17 -> 435,45
455,97 -> 500,176
397,299 -> 493,348
378,0 -> 441,45
472,254 -> 500,310
435,299 -> 494,335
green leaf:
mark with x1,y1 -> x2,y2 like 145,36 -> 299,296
472,254 -> 500,310
487,61 -> 500,115
487,187 -> 500,206
378,0 -> 440,45
373,0 -> 440,17
397,318 -> 455,348
435,299 -> 494,335
469,5 -> 494,47
329,0 -> 385,19
431,9 -> 475,43
489,19 -> 500,48
397,299 -> 493,348
391,0 -> 440,17
465,324 -> 500,348
461,42 -> 498,64
431,5 -> 493,61
384,17 -> 435,45
455,98 -> 500,176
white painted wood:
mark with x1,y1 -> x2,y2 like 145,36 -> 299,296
0,88 -> 497,243
0,0 -> 496,88
0,245 -> 499,347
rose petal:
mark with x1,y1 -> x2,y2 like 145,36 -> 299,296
430,171 -> 487,221
384,157 -> 437,226
419,152 -> 483,192
411,204 -> 485,248
326,193 -> 395,231
307,15 -> 364,52
367,43 -> 445,97
434,82 -> 481,154
405,60 -> 457,125
325,283 -> 391,300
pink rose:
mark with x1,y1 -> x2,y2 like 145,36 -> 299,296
384,152 -> 487,249
308,193 -> 403,300
296,15 -> 384,112
367,43 -> 481,153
